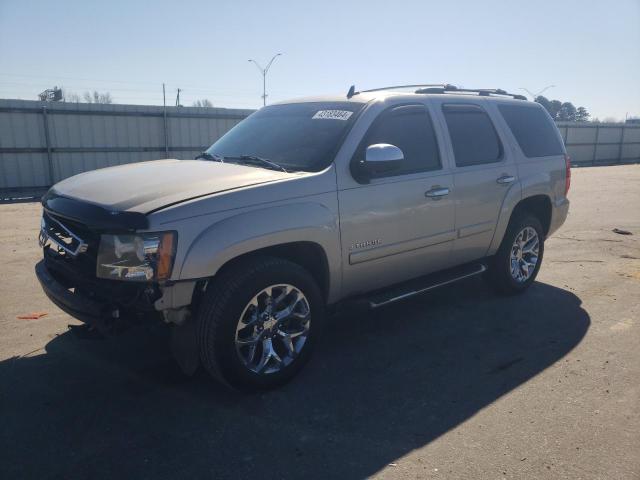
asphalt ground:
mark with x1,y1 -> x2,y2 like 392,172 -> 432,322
0,165 -> 638,479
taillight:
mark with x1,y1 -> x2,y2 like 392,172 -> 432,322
564,154 -> 571,196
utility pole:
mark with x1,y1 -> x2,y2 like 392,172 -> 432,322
175,88 -> 182,107
162,83 -> 169,158
519,85 -> 556,101
248,53 -> 282,106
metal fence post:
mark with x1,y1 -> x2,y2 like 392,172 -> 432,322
592,125 -> 600,166
163,83 -> 169,158
618,126 -> 626,164
42,106 -> 54,185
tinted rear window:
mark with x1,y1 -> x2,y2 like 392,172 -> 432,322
498,104 -> 564,157
442,104 -> 502,167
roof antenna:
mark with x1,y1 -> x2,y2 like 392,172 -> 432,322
347,85 -> 356,99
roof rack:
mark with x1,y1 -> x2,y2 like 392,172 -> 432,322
415,84 -> 527,100
347,83 -> 527,101
347,84 -> 448,98
360,84 -> 448,94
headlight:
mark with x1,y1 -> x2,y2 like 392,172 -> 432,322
96,232 -> 176,282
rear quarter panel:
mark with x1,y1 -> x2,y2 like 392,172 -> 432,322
485,101 -> 568,253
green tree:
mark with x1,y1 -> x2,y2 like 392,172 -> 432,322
549,100 -> 563,120
535,95 -> 552,116
575,107 -> 590,122
557,102 -> 577,121
537,96 -> 562,119
536,96 -> 592,122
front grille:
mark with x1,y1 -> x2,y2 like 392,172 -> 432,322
41,214 -> 86,255
42,212 -> 100,279
40,211 -> 162,316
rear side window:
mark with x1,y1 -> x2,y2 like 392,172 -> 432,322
443,104 -> 502,167
359,104 -> 440,177
498,104 -> 564,157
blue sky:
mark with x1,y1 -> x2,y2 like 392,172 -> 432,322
1,0 -> 638,120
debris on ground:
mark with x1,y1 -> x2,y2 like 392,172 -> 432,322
612,228 -> 632,235
16,312 -> 47,320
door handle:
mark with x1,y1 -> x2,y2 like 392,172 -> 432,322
425,187 -> 450,199
497,175 -> 515,185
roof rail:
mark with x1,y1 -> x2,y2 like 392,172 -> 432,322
351,83 -> 528,100
360,84 -> 448,94
415,84 -> 527,100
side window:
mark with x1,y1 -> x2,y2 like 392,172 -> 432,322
359,104 -> 440,177
443,104 -> 502,167
498,104 -> 564,158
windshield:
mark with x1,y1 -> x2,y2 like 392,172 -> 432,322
205,102 -> 364,172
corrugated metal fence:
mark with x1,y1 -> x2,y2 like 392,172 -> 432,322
556,121 -> 640,167
1,99 -> 639,190
0,99 -> 253,189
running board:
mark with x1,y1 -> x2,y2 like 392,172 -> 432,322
367,262 -> 487,309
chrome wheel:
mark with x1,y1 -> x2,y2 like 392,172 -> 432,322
510,226 -> 540,283
235,284 -> 311,375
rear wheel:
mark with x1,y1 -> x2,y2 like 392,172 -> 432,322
197,256 -> 324,391
487,214 -> 544,295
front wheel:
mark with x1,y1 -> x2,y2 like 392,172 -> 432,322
487,214 -> 544,295
197,257 -> 324,391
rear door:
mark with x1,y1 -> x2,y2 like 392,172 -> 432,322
433,99 -> 519,265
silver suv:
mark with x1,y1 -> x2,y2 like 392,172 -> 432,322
36,84 -> 570,390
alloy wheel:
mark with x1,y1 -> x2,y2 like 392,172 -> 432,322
234,284 -> 311,374
509,226 -> 540,283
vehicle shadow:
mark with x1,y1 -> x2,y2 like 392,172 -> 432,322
0,278 -> 589,479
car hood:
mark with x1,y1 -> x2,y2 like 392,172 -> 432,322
49,159 -> 296,214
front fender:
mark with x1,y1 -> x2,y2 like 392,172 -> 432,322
178,202 -> 342,301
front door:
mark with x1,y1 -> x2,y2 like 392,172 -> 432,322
338,103 -> 456,298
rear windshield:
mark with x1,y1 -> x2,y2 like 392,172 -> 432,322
206,102 -> 364,171
498,104 -> 564,158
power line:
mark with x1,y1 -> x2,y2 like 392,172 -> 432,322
0,72 -> 305,97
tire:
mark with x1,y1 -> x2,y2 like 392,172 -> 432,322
197,256 -> 325,391
487,213 -> 545,295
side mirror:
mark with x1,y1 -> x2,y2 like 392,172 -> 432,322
352,143 -> 404,183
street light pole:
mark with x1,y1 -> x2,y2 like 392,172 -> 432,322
519,85 -> 556,101
248,53 -> 282,106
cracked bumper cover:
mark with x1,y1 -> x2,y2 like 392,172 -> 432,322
35,259 -> 110,327
36,258 -> 198,328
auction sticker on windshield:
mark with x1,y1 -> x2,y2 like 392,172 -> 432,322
312,110 -> 354,120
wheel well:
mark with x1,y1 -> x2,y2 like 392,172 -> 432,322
214,242 -> 331,301
513,195 -> 552,236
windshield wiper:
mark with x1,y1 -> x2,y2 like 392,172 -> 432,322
195,152 -> 225,162
225,155 -> 288,173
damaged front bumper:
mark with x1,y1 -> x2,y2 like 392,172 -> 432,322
36,256 -> 201,373
36,252 -> 198,335
36,259 -> 109,327
36,195 -> 199,333
35,253 -> 162,334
